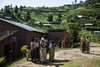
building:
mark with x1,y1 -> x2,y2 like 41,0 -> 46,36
0,18 -> 45,60
0,30 -> 17,61
47,29 -> 70,48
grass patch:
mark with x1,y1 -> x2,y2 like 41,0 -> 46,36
62,57 -> 100,67
5,57 -> 27,67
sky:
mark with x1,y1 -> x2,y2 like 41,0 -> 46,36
0,0 -> 86,9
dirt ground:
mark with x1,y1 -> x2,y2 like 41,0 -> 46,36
13,43 -> 100,67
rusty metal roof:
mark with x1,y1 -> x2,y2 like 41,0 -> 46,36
0,18 -> 44,33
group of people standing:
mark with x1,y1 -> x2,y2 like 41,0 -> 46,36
81,35 -> 90,54
26,34 -> 90,63
26,35 -> 55,63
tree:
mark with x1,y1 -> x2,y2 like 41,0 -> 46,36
28,19 -> 36,26
10,4 -> 12,10
75,0 -> 77,4
11,13 -> 15,19
4,5 -> 11,16
1,8 -> 3,11
24,11 -> 31,21
85,0 -> 100,5
17,12 -> 21,17
20,5 -> 23,12
58,13 -> 62,19
14,5 -> 18,14
47,15 -> 53,23
66,23 -> 80,45
57,13 -> 62,23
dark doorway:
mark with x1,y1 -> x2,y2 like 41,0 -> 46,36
4,44 -> 12,62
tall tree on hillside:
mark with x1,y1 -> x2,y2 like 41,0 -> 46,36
75,0 -> 77,4
14,5 -> 18,14
80,0 -> 84,7
1,8 -> 3,11
10,4 -> 12,10
4,5 -> 11,16
58,13 -> 62,19
24,11 -> 31,21
17,12 -> 21,17
57,13 -> 62,23
20,5 -> 23,12
47,14 -> 53,23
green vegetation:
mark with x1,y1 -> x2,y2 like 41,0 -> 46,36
20,45 -> 27,56
0,1 -> 100,66
0,57 -> 6,67
62,57 -> 100,67
5,57 -> 26,67
0,0 -> 100,44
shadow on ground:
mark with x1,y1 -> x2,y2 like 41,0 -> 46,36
89,53 -> 100,56
32,59 -> 70,67
90,45 -> 100,47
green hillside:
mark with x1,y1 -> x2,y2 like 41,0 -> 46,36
0,0 -> 100,30
0,0 -> 100,43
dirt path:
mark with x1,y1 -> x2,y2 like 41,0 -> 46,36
14,43 -> 100,67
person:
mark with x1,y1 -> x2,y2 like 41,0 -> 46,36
26,46 -> 31,60
59,38 -> 62,48
40,35 -> 45,45
40,39 -> 47,63
34,38 -> 40,62
86,36 -> 90,54
48,39 -> 55,62
61,39 -> 65,48
81,35 -> 86,53
30,37 -> 36,62
64,37 -> 69,48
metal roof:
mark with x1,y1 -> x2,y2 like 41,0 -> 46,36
0,18 -> 44,33
0,30 -> 17,41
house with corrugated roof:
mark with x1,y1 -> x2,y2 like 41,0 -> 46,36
0,18 -> 45,60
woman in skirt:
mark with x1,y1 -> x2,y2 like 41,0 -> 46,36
48,39 -> 55,62
40,40 -> 47,63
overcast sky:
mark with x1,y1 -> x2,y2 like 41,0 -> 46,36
0,0 -> 86,9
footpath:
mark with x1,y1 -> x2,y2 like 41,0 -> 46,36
13,43 -> 100,67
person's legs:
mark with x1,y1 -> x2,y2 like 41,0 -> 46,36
49,48 -> 52,61
51,47 -> 55,62
31,50 -> 33,61
43,48 -> 47,62
87,44 -> 90,53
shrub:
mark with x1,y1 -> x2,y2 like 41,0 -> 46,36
0,57 -> 6,67
20,45 -> 27,56
71,43 -> 80,48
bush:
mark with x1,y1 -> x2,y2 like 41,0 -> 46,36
20,45 -> 27,56
71,43 -> 80,48
0,57 -> 6,67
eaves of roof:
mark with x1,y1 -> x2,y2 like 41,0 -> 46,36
0,18 -> 45,33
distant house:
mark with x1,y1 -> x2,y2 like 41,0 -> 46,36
43,24 -> 51,27
47,29 -> 70,48
0,18 -> 45,60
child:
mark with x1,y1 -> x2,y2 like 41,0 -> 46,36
26,46 -> 31,60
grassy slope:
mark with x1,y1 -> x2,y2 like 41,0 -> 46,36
62,57 -> 100,67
